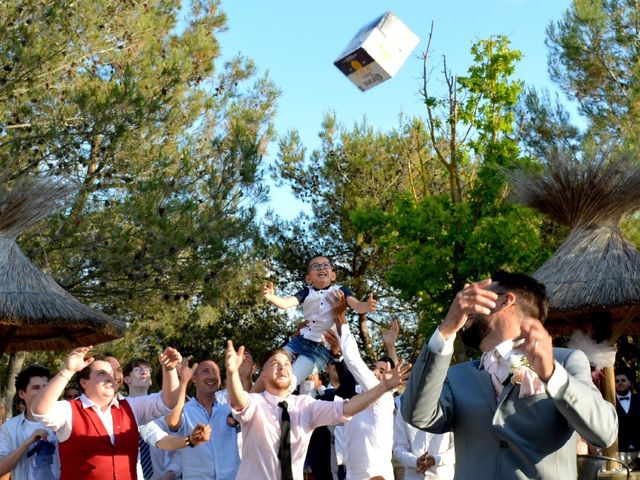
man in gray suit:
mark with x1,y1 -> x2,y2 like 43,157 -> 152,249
401,271 -> 617,480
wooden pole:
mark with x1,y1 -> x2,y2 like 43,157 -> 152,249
602,366 -> 619,467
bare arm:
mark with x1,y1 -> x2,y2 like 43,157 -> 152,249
159,348 -> 182,410
346,292 -> 377,314
31,346 -> 94,416
226,340 -> 249,411
263,281 -> 300,309
166,357 -> 197,432
342,359 -> 411,417
156,424 -> 211,450
382,319 -> 400,366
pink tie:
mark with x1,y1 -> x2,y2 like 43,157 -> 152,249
482,349 -> 505,397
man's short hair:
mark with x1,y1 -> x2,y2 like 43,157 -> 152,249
261,348 -> 292,369
492,270 -> 549,322
376,355 -> 396,369
123,358 -> 152,377
15,365 -> 50,392
616,366 -> 635,385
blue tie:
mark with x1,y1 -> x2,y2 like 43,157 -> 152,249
139,436 -> 153,480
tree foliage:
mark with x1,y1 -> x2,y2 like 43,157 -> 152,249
0,0 -> 283,364
352,36 -> 561,338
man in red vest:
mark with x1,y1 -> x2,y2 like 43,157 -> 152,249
32,346 -> 182,480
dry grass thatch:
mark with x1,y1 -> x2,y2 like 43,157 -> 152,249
508,150 -> 640,326
508,150 -> 640,229
0,177 -> 125,353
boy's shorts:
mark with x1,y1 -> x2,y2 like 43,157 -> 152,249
283,335 -> 331,374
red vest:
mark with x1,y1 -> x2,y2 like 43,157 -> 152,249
59,398 -> 140,480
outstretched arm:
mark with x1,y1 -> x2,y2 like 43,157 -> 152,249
382,319 -> 400,366
159,348 -> 182,409
31,346 -> 94,416
343,359 -> 411,417
346,292 -> 377,314
226,340 -> 249,411
263,281 -> 300,309
166,356 -> 197,432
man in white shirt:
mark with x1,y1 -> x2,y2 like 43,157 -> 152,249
0,365 -> 60,480
31,346 -> 183,480
332,291 -> 397,480
123,358 -> 210,480
393,395 -> 455,480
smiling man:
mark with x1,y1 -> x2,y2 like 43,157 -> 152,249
226,339 -> 412,480
31,346 -> 182,480
169,359 -> 241,480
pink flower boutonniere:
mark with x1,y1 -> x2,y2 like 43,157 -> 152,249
509,355 -> 545,398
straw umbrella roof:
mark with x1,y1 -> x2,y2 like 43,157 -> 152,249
0,178 -> 125,354
509,150 -> 640,335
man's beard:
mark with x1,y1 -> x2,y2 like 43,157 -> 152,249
460,314 -> 492,350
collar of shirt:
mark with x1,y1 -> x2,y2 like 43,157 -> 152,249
80,393 -> 120,410
311,285 -> 333,292
261,390 -> 292,407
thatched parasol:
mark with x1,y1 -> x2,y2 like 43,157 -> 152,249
0,178 -> 125,355
509,150 -> 640,337
510,149 -> 640,457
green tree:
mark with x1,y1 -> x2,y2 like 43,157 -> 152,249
546,0 -> 640,140
267,114 -> 443,360
354,35 -> 560,339
0,1 -> 282,362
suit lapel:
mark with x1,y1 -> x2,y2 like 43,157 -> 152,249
472,360 -> 499,410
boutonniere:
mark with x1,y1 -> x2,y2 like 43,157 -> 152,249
509,355 -> 531,385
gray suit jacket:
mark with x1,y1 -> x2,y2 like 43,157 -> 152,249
401,344 -> 617,480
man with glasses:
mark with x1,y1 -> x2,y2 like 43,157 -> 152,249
401,270 -> 617,480
261,255 -> 377,391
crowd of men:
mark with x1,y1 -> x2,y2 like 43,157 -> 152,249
0,271 -> 630,479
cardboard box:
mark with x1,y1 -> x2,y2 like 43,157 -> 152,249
334,11 -> 420,91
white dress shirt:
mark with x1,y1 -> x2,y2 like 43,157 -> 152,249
32,392 -> 170,443
393,400 -> 455,480
340,323 -> 395,480
428,328 -> 569,399
617,393 -> 631,413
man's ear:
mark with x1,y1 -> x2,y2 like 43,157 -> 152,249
503,291 -> 516,308
17,389 -> 26,401
123,375 -> 131,386
304,273 -> 311,284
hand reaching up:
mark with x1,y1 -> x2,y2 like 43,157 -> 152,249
64,346 -> 94,373
226,340 -> 245,377
159,347 -> 182,370
380,359 -> 412,392
382,319 -> 399,347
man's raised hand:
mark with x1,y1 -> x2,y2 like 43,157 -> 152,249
380,358 -> 412,391
439,279 -> 497,339
382,319 -> 399,346
226,340 -> 245,376
64,346 -> 94,373
159,347 -> 182,370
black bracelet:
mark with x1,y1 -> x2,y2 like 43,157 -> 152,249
185,435 -> 195,448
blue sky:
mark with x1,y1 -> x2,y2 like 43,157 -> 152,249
218,0 -> 573,218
